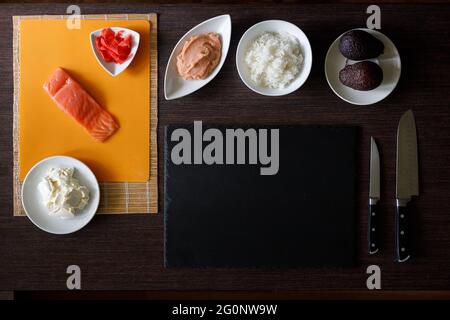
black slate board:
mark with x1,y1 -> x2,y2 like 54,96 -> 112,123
164,124 -> 357,268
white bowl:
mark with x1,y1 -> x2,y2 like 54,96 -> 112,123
164,14 -> 232,100
324,28 -> 401,105
21,156 -> 100,235
90,27 -> 140,77
236,20 -> 312,96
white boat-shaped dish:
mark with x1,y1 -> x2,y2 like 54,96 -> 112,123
164,14 -> 232,100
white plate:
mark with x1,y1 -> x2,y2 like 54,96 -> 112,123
325,28 -> 401,105
21,156 -> 100,235
90,27 -> 140,77
236,20 -> 312,96
164,14 -> 232,100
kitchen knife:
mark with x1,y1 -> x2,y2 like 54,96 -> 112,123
395,110 -> 419,262
369,137 -> 380,254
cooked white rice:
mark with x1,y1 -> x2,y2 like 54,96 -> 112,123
245,32 -> 303,89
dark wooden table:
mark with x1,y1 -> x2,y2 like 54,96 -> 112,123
1,3 -> 450,293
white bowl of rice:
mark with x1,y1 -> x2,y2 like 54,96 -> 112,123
236,20 -> 312,96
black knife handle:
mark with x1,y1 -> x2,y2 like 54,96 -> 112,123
368,202 -> 379,254
395,202 -> 411,262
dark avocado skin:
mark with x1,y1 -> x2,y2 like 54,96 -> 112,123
339,61 -> 383,91
339,30 -> 384,60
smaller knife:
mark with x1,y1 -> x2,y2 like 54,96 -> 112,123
369,137 -> 380,254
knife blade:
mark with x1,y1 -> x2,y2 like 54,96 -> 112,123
369,137 -> 380,254
395,109 -> 419,262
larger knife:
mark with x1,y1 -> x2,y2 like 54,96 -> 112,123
369,137 -> 380,254
395,109 -> 419,262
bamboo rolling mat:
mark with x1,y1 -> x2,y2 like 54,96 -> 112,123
12,14 -> 158,215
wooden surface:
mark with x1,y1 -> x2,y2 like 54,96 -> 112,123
0,3 -> 450,291
12,290 -> 450,300
0,291 -> 14,300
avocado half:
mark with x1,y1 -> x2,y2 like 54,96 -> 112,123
339,61 -> 383,91
339,30 -> 384,60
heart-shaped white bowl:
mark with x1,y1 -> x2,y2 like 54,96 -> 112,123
90,27 -> 140,77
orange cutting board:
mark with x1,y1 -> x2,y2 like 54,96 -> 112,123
19,19 -> 150,182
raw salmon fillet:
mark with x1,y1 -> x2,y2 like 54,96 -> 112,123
43,68 -> 119,142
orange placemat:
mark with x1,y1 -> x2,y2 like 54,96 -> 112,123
13,14 -> 158,215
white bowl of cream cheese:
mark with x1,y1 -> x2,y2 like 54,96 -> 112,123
21,156 -> 100,234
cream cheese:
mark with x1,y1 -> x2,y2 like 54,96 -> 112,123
38,167 -> 89,219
